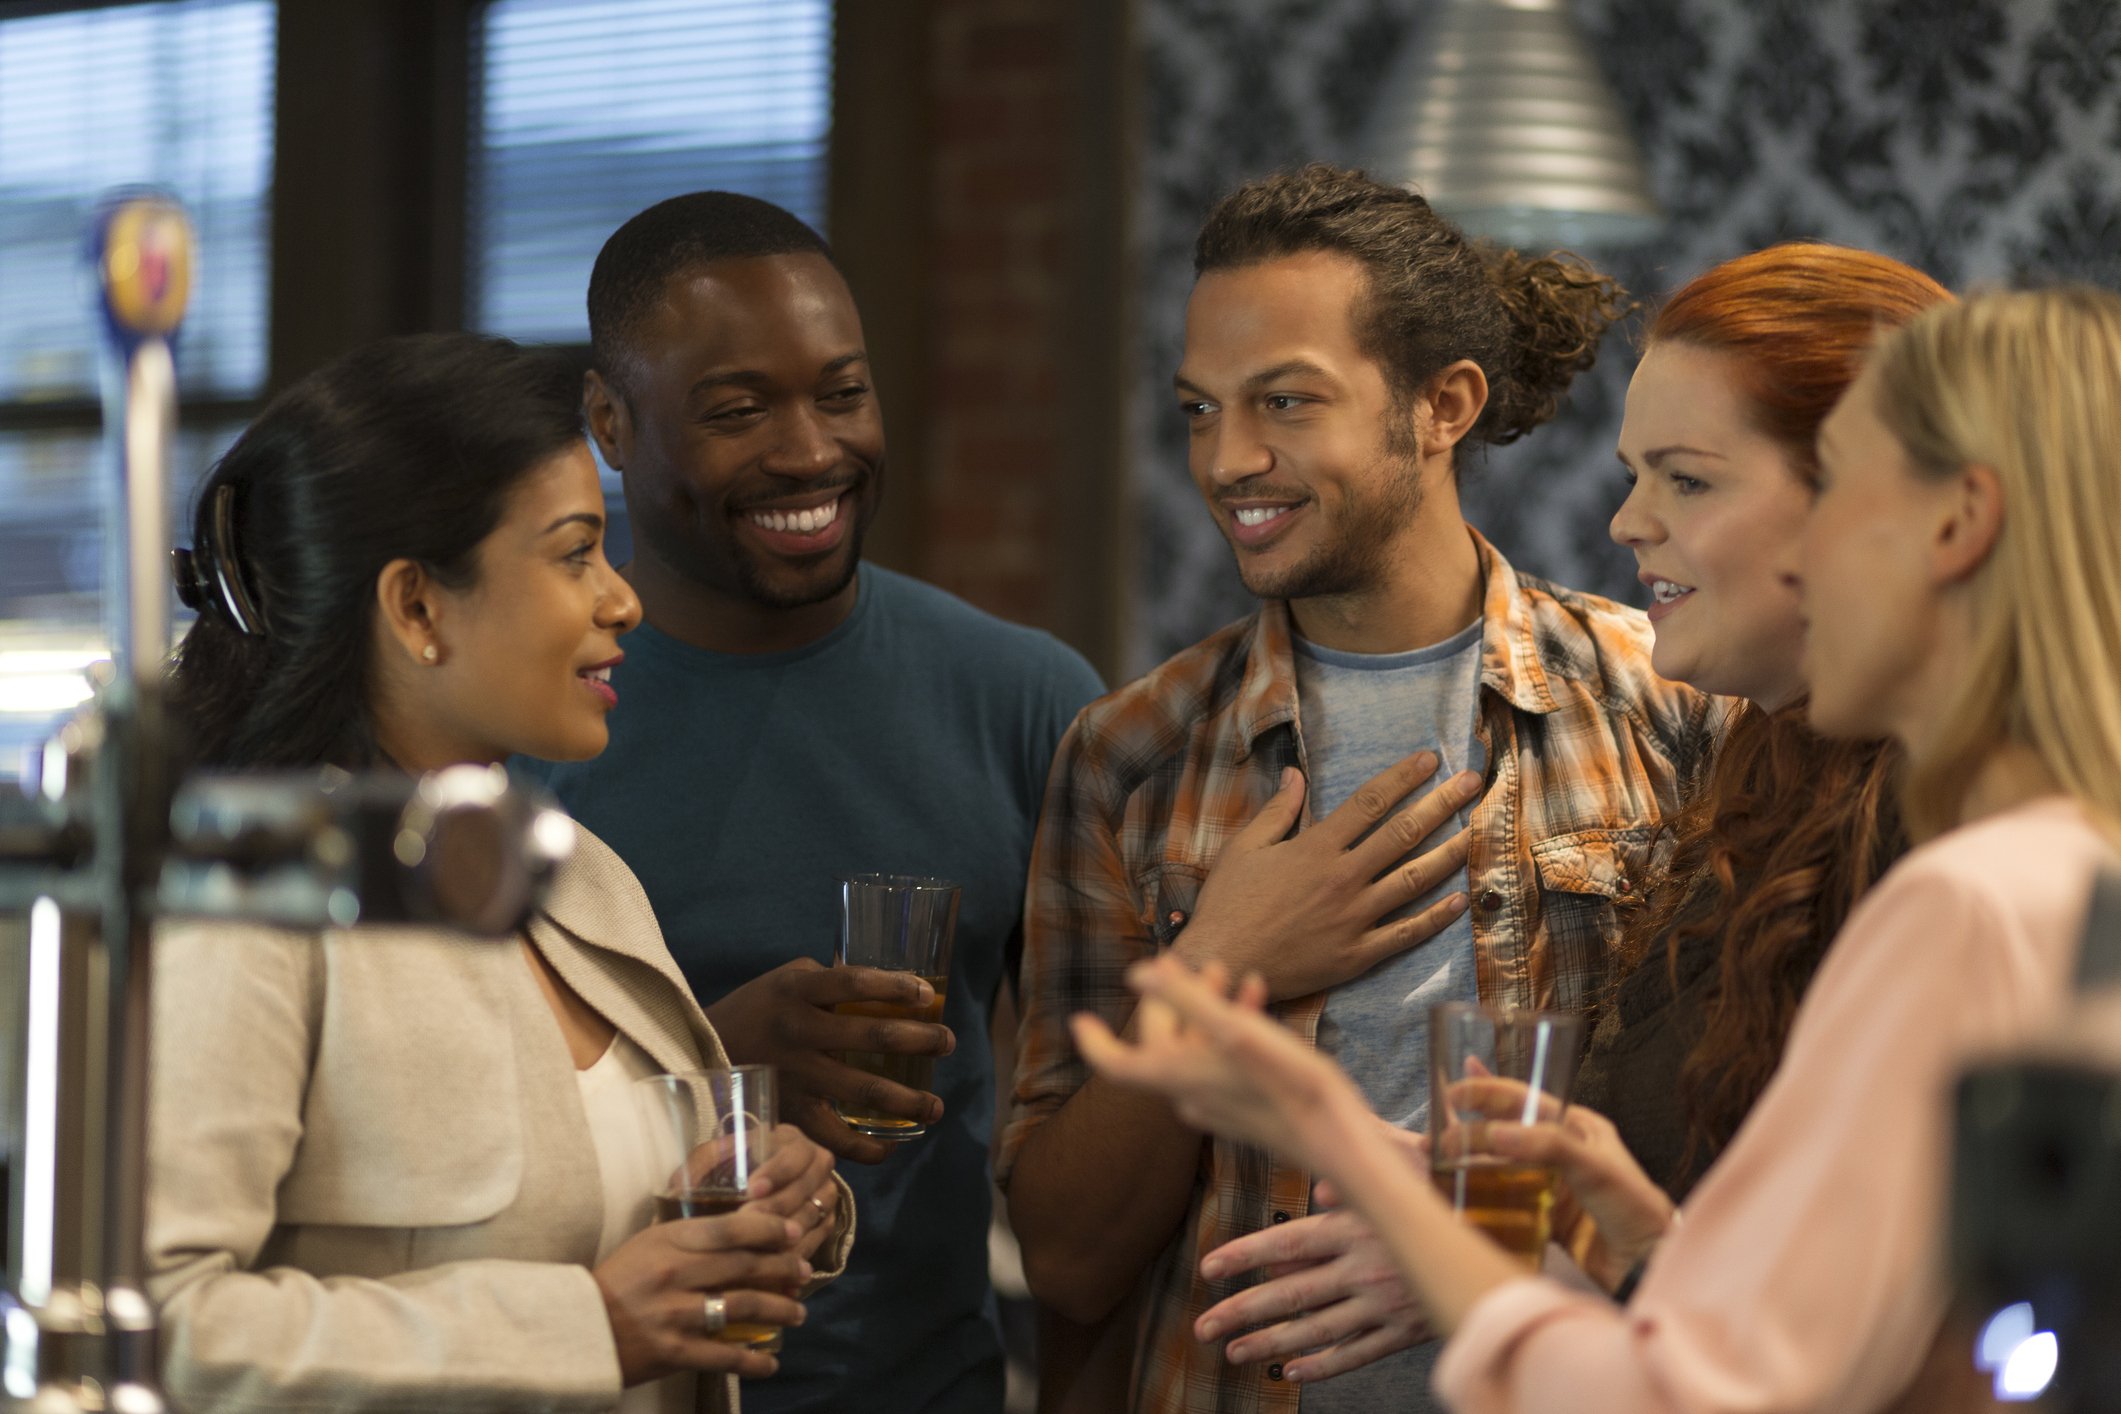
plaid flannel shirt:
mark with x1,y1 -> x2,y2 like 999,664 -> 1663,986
1000,531 -> 1725,1414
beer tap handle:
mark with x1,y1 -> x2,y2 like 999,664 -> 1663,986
93,192 -> 191,686
78,190 -> 195,1414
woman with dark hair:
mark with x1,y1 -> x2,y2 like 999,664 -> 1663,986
149,333 -> 851,1414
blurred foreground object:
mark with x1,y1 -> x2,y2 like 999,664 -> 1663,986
1948,868 -> 2121,1410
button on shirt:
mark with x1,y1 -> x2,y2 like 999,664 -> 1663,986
1002,531 -> 1724,1414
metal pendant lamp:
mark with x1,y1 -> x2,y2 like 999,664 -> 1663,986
1361,0 -> 1664,250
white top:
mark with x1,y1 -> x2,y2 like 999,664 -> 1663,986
577,1033 -> 696,1414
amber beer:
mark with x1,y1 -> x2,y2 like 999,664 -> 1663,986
1431,1159 -> 1557,1270
655,1186 -> 744,1223
1427,1002 -> 1584,1270
832,974 -> 948,1135
655,1187 -> 782,1346
834,874 -> 960,1139
637,1067 -> 785,1349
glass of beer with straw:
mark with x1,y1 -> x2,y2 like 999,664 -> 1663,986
1427,1003 -> 1585,1270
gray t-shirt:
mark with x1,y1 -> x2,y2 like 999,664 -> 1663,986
1292,619 -> 1485,1413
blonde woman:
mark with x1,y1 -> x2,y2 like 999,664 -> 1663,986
1076,286 -> 2121,1413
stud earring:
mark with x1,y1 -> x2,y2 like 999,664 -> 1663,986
422,644 -> 438,663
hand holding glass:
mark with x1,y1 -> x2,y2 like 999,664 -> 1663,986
832,874 -> 959,1139
1426,1003 -> 1585,1269
637,1066 -> 791,1348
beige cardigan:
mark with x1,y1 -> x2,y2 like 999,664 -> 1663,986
147,825 -> 854,1413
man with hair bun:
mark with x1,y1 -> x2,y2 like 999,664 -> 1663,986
527,191 -> 1104,1414
1002,164 -> 1721,1412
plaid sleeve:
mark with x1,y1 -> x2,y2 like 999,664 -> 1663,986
996,711 -> 1157,1189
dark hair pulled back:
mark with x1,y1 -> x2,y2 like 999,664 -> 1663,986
168,332 -> 586,769
1193,162 -> 1629,452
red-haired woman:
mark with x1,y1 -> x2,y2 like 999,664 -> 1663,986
1164,244 -> 1953,1388
1579,243 -> 1950,1205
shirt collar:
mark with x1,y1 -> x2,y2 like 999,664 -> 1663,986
1471,528 -> 1562,716
1232,526 -> 1558,759
1232,600 -> 1301,760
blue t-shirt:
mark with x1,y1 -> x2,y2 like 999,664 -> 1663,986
524,565 -> 1103,1414
1291,620 -> 1485,1414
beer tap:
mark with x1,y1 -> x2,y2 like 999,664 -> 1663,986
0,187 -> 201,1414
0,194 -> 575,1412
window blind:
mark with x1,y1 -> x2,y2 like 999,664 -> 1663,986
470,0 -> 833,345
0,0 -> 273,665
0,0 -> 274,404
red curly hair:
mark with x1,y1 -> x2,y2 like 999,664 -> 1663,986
1623,244 -> 1950,1168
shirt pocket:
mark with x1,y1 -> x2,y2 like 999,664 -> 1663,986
1529,827 -> 1657,1007
1137,861 -> 1208,954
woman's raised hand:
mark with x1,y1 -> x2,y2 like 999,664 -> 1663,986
1072,954 -> 1361,1157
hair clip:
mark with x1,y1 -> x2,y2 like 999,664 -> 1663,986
172,485 -> 268,636
170,546 -> 211,613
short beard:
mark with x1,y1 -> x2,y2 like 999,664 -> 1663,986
1235,410 -> 1427,602
632,474 -> 874,612
732,518 -> 868,609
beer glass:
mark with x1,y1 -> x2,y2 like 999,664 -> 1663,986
637,1066 -> 786,1348
1426,1003 -> 1585,1269
832,873 -> 959,1139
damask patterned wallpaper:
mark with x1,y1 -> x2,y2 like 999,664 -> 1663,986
1127,0 -> 2121,673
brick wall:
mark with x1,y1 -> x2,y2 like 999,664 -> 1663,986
920,1 -> 1081,630
831,0 -> 1128,676
912,0 -> 1128,675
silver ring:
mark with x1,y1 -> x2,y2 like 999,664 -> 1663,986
702,1293 -> 728,1336
808,1194 -> 830,1221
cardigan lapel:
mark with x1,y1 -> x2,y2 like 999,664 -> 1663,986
525,825 -> 730,1074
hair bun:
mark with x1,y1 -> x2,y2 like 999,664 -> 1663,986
1476,245 -> 1632,445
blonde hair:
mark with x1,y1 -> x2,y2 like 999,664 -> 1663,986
1866,286 -> 2121,842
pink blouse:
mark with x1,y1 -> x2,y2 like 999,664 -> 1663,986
1434,797 -> 2113,1414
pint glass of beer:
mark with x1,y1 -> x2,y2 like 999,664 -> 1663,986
1426,1003 -> 1585,1270
636,1066 -> 788,1348
832,873 -> 959,1139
